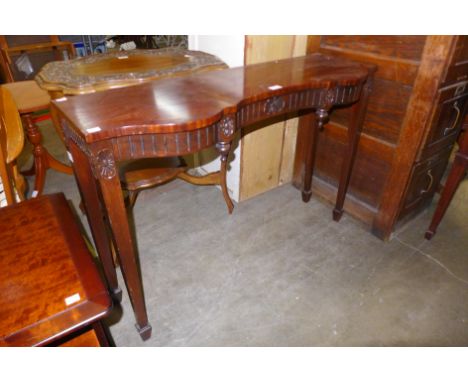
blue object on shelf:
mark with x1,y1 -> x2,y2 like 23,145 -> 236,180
73,42 -> 86,57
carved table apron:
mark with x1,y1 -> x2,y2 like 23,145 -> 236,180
52,53 -> 375,340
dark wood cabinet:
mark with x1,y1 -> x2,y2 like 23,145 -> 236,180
293,36 -> 468,240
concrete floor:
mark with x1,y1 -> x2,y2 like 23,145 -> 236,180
21,121 -> 468,346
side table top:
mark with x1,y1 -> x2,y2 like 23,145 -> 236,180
0,193 -> 111,346
53,53 -> 373,143
35,47 -> 228,95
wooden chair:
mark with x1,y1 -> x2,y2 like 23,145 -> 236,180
425,117 -> 468,239
0,86 -> 25,206
0,36 -> 75,197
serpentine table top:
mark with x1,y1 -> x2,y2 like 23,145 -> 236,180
54,53 -> 370,142
52,53 -> 375,340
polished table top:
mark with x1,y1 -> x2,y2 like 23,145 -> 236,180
0,193 -> 111,346
54,53 -> 371,143
36,47 -> 227,96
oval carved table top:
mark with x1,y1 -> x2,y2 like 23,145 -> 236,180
36,47 -> 228,96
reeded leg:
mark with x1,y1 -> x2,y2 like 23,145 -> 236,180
94,148 -> 151,340
216,142 -> 234,214
301,109 -> 327,203
67,141 -> 122,302
333,82 -> 372,221
425,155 -> 466,239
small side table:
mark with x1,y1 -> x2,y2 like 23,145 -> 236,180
0,193 -> 112,346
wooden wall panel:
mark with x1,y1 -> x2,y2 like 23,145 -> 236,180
239,35 -> 306,201
321,36 -> 426,60
278,36 -> 308,185
331,78 -> 413,144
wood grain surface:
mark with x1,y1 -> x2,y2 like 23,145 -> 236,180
0,193 -> 111,346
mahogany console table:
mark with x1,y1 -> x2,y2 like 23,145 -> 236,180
52,53 -> 375,340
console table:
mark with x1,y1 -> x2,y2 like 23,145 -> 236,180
52,53 -> 375,340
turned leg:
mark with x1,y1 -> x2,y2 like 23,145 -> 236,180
67,141 -> 122,302
216,141 -> 234,214
94,148 -> 152,340
301,109 -> 327,203
425,154 -> 466,239
333,81 -> 372,221
22,114 -> 47,196
22,113 -> 73,197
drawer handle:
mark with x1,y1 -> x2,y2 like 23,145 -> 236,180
420,169 -> 434,195
443,101 -> 461,136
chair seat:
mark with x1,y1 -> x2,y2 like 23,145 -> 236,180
2,80 -> 50,113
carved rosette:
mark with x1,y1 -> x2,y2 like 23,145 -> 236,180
218,115 -> 236,140
264,96 -> 285,115
92,149 -> 116,180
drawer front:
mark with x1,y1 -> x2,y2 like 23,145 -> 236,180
400,146 -> 453,219
442,36 -> 468,87
420,82 -> 468,160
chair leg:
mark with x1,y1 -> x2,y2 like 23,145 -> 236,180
22,114 -> 72,197
425,155 -> 466,240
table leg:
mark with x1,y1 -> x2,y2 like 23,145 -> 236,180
216,141 -> 234,214
67,140 -> 122,303
92,321 -> 112,346
425,153 -> 466,239
93,148 -> 152,340
301,110 -> 326,202
333,81 -> 372,221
